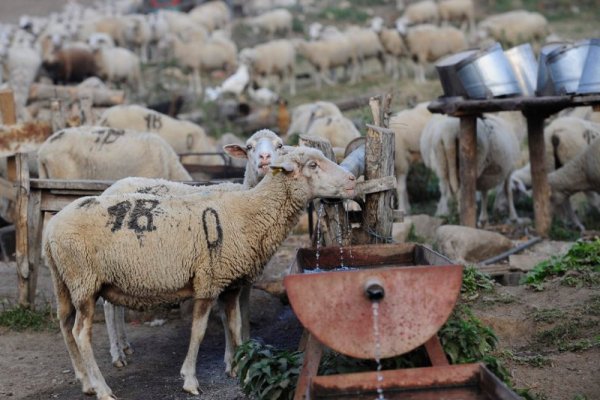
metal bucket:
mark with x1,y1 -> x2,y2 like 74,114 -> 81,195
505,43 -> 538,96
546,40 -> 591,95
577,38 -> 600,94
536,42 -> 566,96
435,49 -> 479,98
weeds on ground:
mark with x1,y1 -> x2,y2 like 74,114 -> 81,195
549,218 -> 581,241
522,238 -> 600,290
531,308 -> 565,323
533,316 -> 599,352
461,265 -> 495,301
500,350 -> 551,368
317,7 -> 369,23
0,304 -> 57,332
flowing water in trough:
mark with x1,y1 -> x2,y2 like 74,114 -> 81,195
372,301 -> 386,400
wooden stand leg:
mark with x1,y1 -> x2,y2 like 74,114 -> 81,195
459,116 -> 477,228
14,153 -> 31,308
26,190 -> 43,308
294,333 -> 323,400
424,335 -> 449,366
526,115 -> 551,237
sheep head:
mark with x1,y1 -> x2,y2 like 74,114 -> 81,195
223,129 -> 285,179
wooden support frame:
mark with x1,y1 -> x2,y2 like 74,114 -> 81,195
428,94 -> 600,237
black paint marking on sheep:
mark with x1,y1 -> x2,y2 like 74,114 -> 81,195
144,113 -> 163,130
583,129 -> 598,145
127,199 -> 160,234
202,208 -> 223,251
107,200 -> 132,232
49,131 -> 66,142
137,184 -> 169,196
78,197 -> 100,209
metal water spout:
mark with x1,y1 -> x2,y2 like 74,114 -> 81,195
364,278 -> 385,302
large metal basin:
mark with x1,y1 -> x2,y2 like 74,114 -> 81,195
284,243 -> 463,360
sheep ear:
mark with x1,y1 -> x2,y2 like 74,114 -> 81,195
223,144 -> 247,159
270,162 -> 295,174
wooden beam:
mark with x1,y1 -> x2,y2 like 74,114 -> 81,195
15,153 -> 31,308
459,116 -> 477,228
29,83 -> 125,106
0,89 -> 17,125
355,176 -> 396,196
526,114 -> 551,237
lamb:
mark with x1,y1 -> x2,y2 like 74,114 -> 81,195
244,9 -> 293,38
99,104 -> 219,166
548,138 -> 600,231
239,39 -> 296,95
420,114 -> 520,225
395,0 -> 439,33
295,35 -> 358,89
477,10 -> 549,48
43,146 -> 356,399
404,24 -> 468,83
37,127 -> 192,181
388,101 -> 433,212
438,0 -> 475,33
285,101 -> 342,140
101,129 -> 286,368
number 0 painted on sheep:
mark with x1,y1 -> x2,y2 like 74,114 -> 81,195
202,208 -> 223,250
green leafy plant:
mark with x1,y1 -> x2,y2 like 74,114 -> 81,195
407,224 -> 427,244
461,265 -> 495,301
233,339 -> 303,400
318,7 -> 369,23
522,238 -> 600,290
0,304 -> 57,331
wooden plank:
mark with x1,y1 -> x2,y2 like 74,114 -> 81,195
459,116 -> 477,228
0,177 -> 17,201
41,194 -> 85,212
356,176 -> 396,196
0,122 -> 53,157
526,115 -> 551,237
26,189 -> 42,309
15,153 -> 31,308
294,334 -> 323,400
424,335 -> 449,366
0,89 -> 17,125
30,179 -> 114,190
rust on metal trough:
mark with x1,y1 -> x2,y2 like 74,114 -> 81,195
0,122 -> 53,156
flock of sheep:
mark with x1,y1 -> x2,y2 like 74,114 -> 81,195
0,0 -> 599,398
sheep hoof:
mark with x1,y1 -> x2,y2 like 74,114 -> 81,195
82,385 -> 96,395
182,378 -> 201,396
112,358 -> 127,368
122,345 -> 134,355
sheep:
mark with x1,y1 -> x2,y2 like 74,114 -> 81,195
3,43 -> 41,121
404,24 -> 468,83
99,104 -> 219,166
239,39 -> 296,95
295,35 -> 359,89
344,26 -> 386,78
558,106 -> 600,125
420,114 -> 521,225
101,129 -> 285,368
438,0 -> 475,33
43,146 -> 356,399
121,15 -> 152,63
81,16 -> 126,47
370,17 -> 408,80
285,101 -> 342,141
244,8 -> 293,38
304,114 -> 361,150
388,101 -> 433,212
395,0 -> 439,33
39,34 -> 97,84
92,45 -> 144,94
188,1 -> 231,33
548,138 -> 600,231
477,10 -> 549,48
37,127 -> 192,181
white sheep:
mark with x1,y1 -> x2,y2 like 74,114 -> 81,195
43,146 -> 356,399
2,43 -> 41,121
558,106 -> 600,125
477,10 -> 549,48
121,14 -> 151,63
371,17 -> 407,80
395,0 -> 439,33
438,0 -> 475,33
404,23 -> 468,83
344,26 -> 386,78
37,127 -> 192,181
92,45 -> 144,94
99,105 -> 219,167
101,129 -> 286,368
239,39 -> 296,95
244,8 -> 293,38
388,102 -> 434,212
420,114 -> 521,225
548,137 -> 600,231
285,101 -> 342,141
305,114 -> 361,150
295,35 -> 358,89
188,1 -> 231,33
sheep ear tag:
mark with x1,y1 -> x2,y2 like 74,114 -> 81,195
270,162 -> 295,175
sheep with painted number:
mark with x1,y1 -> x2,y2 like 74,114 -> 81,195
477,10 -> 549,48
239,39 -> 296,95
43,146 -> 356,400
99,104 -> 218,166
37,127 -> 192,181
101,129 -> 286,368
404,24 -> 468,83
244,9 -> 293,38
548,137 -> 600,231
388,101 -> 434,213
395,0 -> 439,33
420,114 -> 521,225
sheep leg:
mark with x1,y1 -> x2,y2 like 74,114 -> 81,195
73,297 -> 115,400
412,61 -> 426,83
116,305 -> 133,355
288,66 -> 296,96
180,298 -> 214,395
504,175 -> 522,223
478,189 -> 489,227
56,278 -> 95,395
397,173 -> 410,213
103,301 -> 127,368
218,288 -> 243,376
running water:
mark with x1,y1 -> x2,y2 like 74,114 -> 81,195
312,203 -> 325,273
372,302 -> 386,400
334,203 -> 345,268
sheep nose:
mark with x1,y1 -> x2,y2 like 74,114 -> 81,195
348,174 -> 356,181
259,153 -> 271,162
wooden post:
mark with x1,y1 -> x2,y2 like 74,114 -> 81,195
361,124 -> 395,244
26,188 -> 43,308
14,153 -> 32,308
79,91 -> 94,125
293,333 -> 324,400
459,116 -> 477,228
525,114 -> 551,237
0,89 -> 17,125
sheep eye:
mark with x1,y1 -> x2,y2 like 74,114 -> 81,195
277,143 -> 283,149
308,161 -> 318,169
246,144 -> 253,151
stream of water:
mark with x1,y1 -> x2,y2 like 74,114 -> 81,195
372,302 -> 386,400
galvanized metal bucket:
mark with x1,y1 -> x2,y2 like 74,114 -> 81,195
577,38 -> 600,94
546,40 -> 591,95
536,42 -> 567,96
505,43 -> 538,96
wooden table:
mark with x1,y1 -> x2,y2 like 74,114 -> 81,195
428,94 -> 600,236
